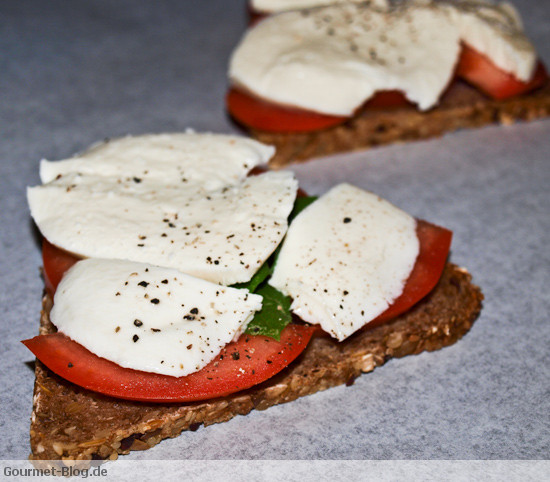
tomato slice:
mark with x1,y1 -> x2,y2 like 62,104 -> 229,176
42,239 -> 81,296
23,323 -> 315,402
363,90 -> 412,109
227,87 -> 350,132
456,44 -> 548,100
227,87 -> 415,133
370,220 -> 452,326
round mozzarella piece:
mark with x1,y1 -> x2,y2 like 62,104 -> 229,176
50,258 -> 263,377
269,184 -> 419,341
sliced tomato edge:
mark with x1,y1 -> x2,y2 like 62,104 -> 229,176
22,323 -> 316,403
226,87 -> 350,133
456,43 -> 548,100
368,219 -> 452,327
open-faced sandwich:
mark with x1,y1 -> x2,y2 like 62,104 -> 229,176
23,132 -> 482,462
228,0 -> 550,166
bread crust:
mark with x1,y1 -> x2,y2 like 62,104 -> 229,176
28,262 -> 482,461
246,80 -> 550,167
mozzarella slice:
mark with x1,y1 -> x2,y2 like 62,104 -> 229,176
28,170 -> 297,285
39,133 -> 275,191
229,1 -> 536,115
250,0 -> 386,14
51,258 -> 263,377
269,184 -> 419,341
230,3 -> 460,114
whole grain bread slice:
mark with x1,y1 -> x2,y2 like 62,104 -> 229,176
247,80 -> 550,167
29,262 -> 482,462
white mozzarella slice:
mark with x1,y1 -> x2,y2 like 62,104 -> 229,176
269,184 -> 419,341
250,0 -> 385,14
39,132 -> 275,191
230,4 -> 460,114
50,258 -> 263,377
28,170 -> 297,285
230,1 -> 536,115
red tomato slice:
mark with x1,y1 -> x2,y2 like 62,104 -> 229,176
371,220 -> 452,326
23,323 -> 315,403
42,239 -> 81,296
227,87 -> 350,132
227,87 -> 414,133
363,90 -> 412,109
456,44 -> 548,100
247,4 -> 267,26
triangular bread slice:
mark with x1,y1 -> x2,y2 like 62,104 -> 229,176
29,262 -> 482,462
248,80 -> 550,167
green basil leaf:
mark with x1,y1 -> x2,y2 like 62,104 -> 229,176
236,195 -> 318,340
289,195 -> 317,222
244,284 -> 292,340
232,260 -> 272,293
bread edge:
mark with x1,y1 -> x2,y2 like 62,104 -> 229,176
245,81 -> 550,167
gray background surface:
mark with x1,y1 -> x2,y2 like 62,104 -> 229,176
1,0 -> 548,462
